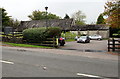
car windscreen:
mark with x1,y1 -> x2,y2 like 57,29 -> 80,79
80,36 -> 87,39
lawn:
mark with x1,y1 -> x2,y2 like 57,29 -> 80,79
65,39 -> 75,42
61,32 -> 77,42
2,42 -> 54,49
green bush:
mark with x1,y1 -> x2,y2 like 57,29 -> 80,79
61,32 -> 78,39
46,27 -> 61,38
23,27 -> 61,43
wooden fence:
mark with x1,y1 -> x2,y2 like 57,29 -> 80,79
27,38 -> 59,47
0,32 -> 23,38
1,32 -> 23,43
1,32 -> 59,47
108,38 -> 120,52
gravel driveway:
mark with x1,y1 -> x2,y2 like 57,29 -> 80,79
59,40 -> 108,52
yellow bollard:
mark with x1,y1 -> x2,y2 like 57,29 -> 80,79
56,38 -> 59,46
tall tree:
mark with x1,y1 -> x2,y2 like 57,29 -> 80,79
103,0 -> 120,28
72,10 -> 86,25
9,19 -> 20,29
96,13 -> 105,24
0,8 -> 11,27
64,14 -> 70,19
28,10 -> 61,20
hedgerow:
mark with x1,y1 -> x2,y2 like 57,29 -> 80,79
23,27 -> 61,43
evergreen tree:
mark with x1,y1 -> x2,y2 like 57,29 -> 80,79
64,14 -> 70,19
96,14 -> 105,24
0,8 -> 11,27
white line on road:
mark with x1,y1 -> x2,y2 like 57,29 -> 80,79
0,60 -> 14,64
77,73 -> 101,78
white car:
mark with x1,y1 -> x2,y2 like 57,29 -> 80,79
77,36 -> 90,43
89,34 -> 102,40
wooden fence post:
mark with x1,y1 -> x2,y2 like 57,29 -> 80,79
108,39 -> 110,52
112,38 -> 115,52
53,37 -> 56,47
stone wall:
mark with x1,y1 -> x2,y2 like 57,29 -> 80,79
70,30 -> 109,38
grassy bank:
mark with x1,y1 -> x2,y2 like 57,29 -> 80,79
2,42 -> 53,49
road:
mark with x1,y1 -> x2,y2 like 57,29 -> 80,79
1,46 -> 119,78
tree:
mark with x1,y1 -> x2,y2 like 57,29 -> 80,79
103,0 -> 120,28
96,13 -> 105,24
28,10 -> 61,20
0,8 -> 11,27
9,19 -> 20,29
0,8 -> 20,31
72,10 -> 86,25
64,14 -> 70,19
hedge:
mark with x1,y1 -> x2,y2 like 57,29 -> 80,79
23,27 -> 61,43
46,27 -> 61,38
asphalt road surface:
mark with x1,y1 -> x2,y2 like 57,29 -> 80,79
1,46 -> 119,78
60,40 -> 108,52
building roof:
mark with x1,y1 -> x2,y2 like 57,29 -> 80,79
18,19 -> 74,31
70,24 -> 109,31
18,19 -> 109,31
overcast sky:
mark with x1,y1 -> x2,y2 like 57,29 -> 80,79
1,0 -> 108,24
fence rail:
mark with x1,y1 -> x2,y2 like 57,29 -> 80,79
1,32 -> 59,47
1,32 -> 23,37
108,38 -> 120,52
26,38 -> 58,47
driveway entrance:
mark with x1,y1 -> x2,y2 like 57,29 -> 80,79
59,40 -> 108,52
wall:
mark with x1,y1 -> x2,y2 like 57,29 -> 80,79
70,30 -> 109,38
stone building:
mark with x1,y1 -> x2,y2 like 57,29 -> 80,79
70,25 -> 109,38
18,19 -> 74,31
18,19 -> 109,38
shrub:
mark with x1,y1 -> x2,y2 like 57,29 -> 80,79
23,27 -> 46,43
46,27 -> 61,38
23,27 -> 61,43
61,32 -> 78,39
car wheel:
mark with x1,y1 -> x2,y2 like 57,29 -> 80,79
60,43 -> 64,46
97,38 -> 101,40
58,43 -> 60,46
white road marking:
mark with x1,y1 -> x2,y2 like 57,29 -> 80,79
77,73 -> 101,78
0,60 -> 14,64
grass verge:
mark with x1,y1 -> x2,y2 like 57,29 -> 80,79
65,39 -> 75,42
2,42 -> 53,49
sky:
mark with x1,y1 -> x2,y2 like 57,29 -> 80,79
1,0 -> 108,24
